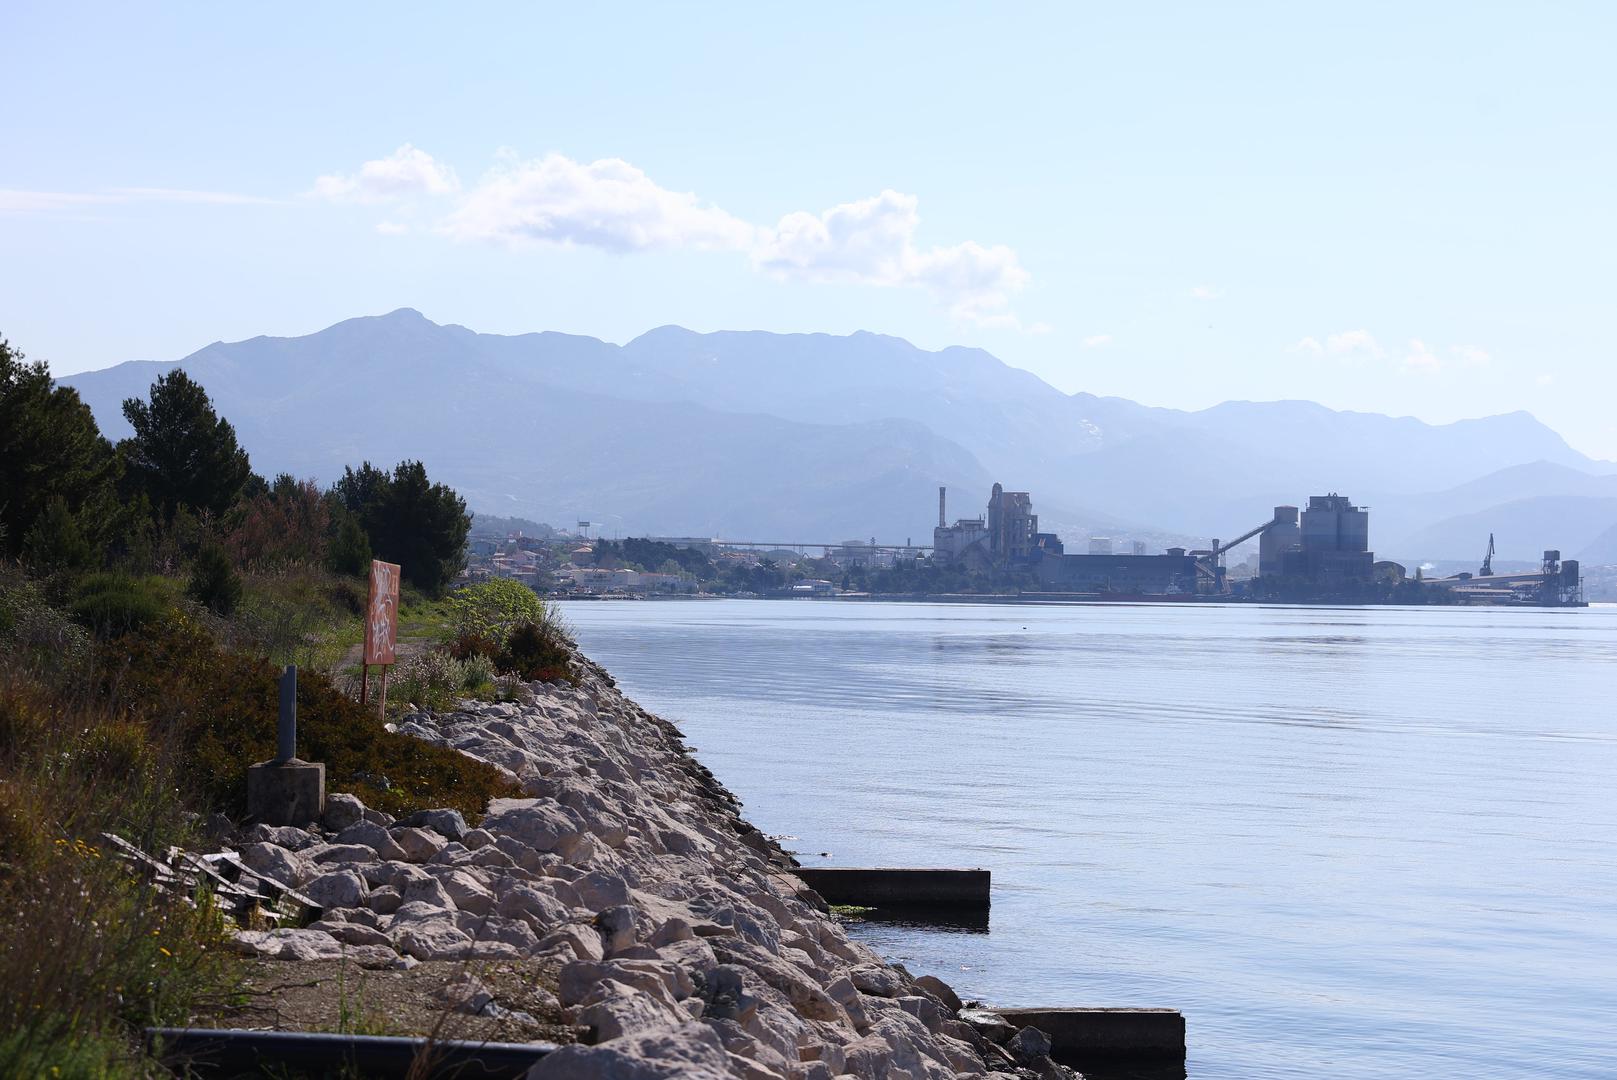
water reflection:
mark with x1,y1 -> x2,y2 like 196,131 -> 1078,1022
562,600 -> 1617,1080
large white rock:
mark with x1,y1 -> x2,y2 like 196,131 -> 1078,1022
397,807 -> 470,840
391,917 -> 474,961
321,792 -> 367,832
239,842 -> 313,888
336,820 -> 409,861
302,869 -> 368,910
482,799 -> 588,854
527,1021 -> 733,1079
391,826 -> 448,863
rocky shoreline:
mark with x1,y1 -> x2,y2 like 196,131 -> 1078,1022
225,657 -> 1074,1079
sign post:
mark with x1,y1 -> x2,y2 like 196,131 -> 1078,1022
361,559 -> 401,718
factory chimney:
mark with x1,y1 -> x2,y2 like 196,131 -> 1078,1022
938,486 -> 947,529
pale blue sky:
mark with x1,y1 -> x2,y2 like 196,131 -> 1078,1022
5,2 -> 1615,456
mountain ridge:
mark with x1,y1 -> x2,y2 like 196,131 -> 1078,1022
59,309 -> 1615,558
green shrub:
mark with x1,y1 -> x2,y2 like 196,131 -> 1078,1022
392,650 -> 468,713
503,617 -> 576,684
459,652 -> 496,693
447,577 -> 548,647
68,573 -> 174,637
187,544 -> 242,616
0,567 -> 90,678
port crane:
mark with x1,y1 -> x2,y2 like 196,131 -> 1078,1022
1479,533 -> 1495,577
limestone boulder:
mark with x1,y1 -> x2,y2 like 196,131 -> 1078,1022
302,869 -> 368,910
306,843 -> 383,867
575,980 -> 687,1042
391,916 -> 474,961
321,793 -> 367,832
850,964 -> 908,999
482,799 -> 588,854
527,1021 -> 733,1080
239,842 -> 313,888
391,826 -> 448,863
397,807 -> 470,840
335,820 -> 409,861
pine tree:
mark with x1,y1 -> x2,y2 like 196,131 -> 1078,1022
119,370 -> 252,520
0,336 -> 120,557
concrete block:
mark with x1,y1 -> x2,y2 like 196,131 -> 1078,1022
992,1007 -> 1185,1067
247,759 -> 326,827
794,867 -> 990,911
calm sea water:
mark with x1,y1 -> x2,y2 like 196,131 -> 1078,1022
557,599 -> 1617,1080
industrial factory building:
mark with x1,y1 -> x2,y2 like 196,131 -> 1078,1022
934,484 -> 1385,596
932,482 -> 1580,603
933,483 -> 1062,571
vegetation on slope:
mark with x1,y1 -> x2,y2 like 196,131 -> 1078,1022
0,332 -> 573,1075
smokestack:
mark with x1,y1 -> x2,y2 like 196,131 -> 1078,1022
938,486 -> 947,529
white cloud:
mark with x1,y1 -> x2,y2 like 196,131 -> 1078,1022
1189,285 -> 1219,300
312,144 -> 459,203
315,149 -> 1034,327
1293,329 -> 1384,361
753,189 -> 1029,327
442,154 -> 754,253
1082,334 -> 1113,349
375,221 -> 409,236
1326,329 -> 1384,358
1536,373 -> 1554,386
1297,330 -> 1494,377
1402,338 -> 1442,371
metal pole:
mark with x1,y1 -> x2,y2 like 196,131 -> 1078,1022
277,665 -> 297,763
378,664 -> 389,720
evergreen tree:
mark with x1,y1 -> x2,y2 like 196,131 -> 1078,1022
330,460 -> 468,596
327,507 -> 372,577
187,544 -> 242,616
21,496 -> 98,575
119,370 -> 252,520
0,336 -> 120,557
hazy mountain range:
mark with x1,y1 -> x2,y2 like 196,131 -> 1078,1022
61,309 -> 1617,563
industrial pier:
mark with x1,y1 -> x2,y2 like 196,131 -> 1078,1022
931,485 -> 1584,606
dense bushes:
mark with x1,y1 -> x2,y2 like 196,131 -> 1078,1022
443,577 -> 577,684
393,650 -> 497,712
448,577 -> 549,644
502,617 -> 576,683
0,671 -> 237,1078
105,619 -> 521,820
69,572 -> 176,637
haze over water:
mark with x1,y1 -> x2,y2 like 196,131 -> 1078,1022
561,599 -> 1617,1080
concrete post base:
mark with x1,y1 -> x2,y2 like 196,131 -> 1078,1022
246,759 -> 326,826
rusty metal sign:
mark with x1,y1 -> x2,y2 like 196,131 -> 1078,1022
363,559 -> 401,666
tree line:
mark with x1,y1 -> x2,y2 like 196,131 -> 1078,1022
0,334 -> 470,602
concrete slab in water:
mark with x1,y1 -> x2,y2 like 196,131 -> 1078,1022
993,1007 -> 1185,1065
795,867 -> 990,910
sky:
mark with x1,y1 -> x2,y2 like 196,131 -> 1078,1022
4,2 -> 1615,458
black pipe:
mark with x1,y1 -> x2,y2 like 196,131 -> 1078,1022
145,1027 -> 556,1078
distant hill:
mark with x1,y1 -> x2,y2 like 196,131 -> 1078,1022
60,309 -> 1615,553
1372,462 -> 1617,558
1574,522 -> 1617,565
1389,495 -> 1617,564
